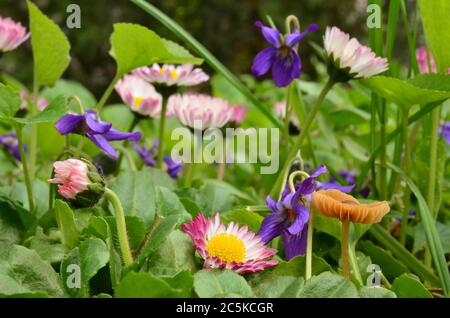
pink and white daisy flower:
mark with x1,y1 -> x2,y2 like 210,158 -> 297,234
0,16 -> 30,53
416,47 -> 450,74
229,104 -> 246,126
182,213 -> 278,274
133,64 -> 209,87
48,159 -> 90,200
324,26 -> 388,79
115,75 -> 164,118
168,93 -> 233,130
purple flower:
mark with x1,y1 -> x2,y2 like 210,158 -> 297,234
133,140 -> 158,167
440,122 -> 450,145
0,133 -> 22,161
251,21 -> 319,87
319,170 -> 356,193
133,140 -> 183,179
164,156 -> 183,179
55,109 -> 141,159
258,165 -> 326,260
393,210 -> 416,225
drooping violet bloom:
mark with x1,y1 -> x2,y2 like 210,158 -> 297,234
324,26 -> 388,80
115,75 -> 165,118
133,64 -> 209,87
19,90 -> 49,111
274,101 -> 300,131
392,210 -> 416,225
132,140 -> 158,167
252,21 -> 319,87
48,158 -> 105,207
182,213 -> 278,274
439,122 -> 450,145
229,104 -> 246,126
258,165 -> 327,260
55,110 -> 141,159
319,170 -> 356,193
0,133 -> 22,161
0,16 -> 30,53
164,156 -> 183,179
168,93 -> 233,130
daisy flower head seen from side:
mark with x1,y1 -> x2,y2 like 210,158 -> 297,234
324,26 -> 388,82
251,21 -> 319,87
182,213 -> 278,274
0,16 -> 30,53
115,75 -> 164,118
133,64 -> 209,87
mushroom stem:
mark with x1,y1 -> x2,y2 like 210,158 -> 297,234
341,219 -> 350,279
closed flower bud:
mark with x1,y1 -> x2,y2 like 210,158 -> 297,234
48,158 -> 105,208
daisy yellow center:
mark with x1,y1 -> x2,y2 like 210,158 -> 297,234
133,97 -> 144,108
169,69 -> 178,80
206,233 -> 246,263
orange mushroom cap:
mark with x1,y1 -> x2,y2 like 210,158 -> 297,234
311,189 -> 390,224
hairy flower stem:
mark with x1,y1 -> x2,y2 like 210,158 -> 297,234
105,188 -> 133,267
156,98 -> 168,169
270,79 -> 335,199
15,126 -> 35,212
341,219 -> 350,279
399,106 -> 411,245
96,74 -> 120,112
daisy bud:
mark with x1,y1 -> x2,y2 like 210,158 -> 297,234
48,158 -> 105,208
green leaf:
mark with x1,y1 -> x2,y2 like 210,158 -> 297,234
27,0 -> 70,87
194,269 -> 254,298
221,208 -> 263,233
249,255 -> 332,298
60,237 -> 109,297
26,227 -> 65,264
54,200 -> 79,249
162,270 -> 194,298
385,162 -> 450,294
156,187 -> 191,223
41,79 -> 97,110
0,245 -> 64,297
109,169 -> 175,226
115,271 -> 177,297
104,215 -> 146,251
0,84 -> 21,120
0,199 -> 24,254
359,240 -> 409,281
14,95 -> 67,124
412,222 -> 450,255
359,287 -> 397,298
300,272 -> 359,298
391,274 -> 433,298
109,23 -> 202,77
130,0 -> 281,128
361,75 -> 450,106
148,230 -> 197,276
100,104 -> 134,132
419,0 -> 450,71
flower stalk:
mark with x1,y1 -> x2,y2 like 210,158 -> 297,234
15,125 -> 34,212
104,188 -> 133,267
156,98 -> 168,169
399,106 -> 412,245
341,219 -> 350,279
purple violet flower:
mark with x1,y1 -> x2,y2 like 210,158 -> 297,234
164,156 -> 183,179
55,109 -> 141,159
319,170 -> 356,193
393,210 -> 416,225
0,133 -> 22,161
258,165 -> 327,260
439,122 -> 450,145
251,21 -> 319,87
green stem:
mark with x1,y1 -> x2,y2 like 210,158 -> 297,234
217,137 -> 227,181
369,97 -> 379,198
379,101 -> 387,200
156,98 -> 168,169
284,86 -> 292,155
349,243 -> 364,286
15,126 -> 35,212
399,106 -> 411,245
269,79 -> 335,198
427,107 -> 440,218
116,145 -> 137,171
29,82 -> 39,179
184,132 -> 202,187
96,74 -> 120,112
104,188 -> 133,267
341,220 -> 350,279
305,211 -> 314,280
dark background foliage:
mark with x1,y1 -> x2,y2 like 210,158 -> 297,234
1,0 -> 411,100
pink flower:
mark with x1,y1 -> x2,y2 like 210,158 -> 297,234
48,159 -> 90,200
0,16 -> 30,53
416,48 -> 450,74
19,90 -> 49,111
182,213 -> 278,274
275,101 -> 300,130
229,104 -> 246,125
115,75 -> 164,118
168,93 -> 233,130
133,64 -> 209,87
324,26 -> 388,79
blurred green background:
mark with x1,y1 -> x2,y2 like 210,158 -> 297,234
1,0 -> 414,101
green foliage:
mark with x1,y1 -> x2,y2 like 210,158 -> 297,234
27,0 -> 71,87
300,272 -> 359,298
54,200 -> 79,250
391,274 -> 433,298
194,269 -> 254,298
115,271 -> 178,297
